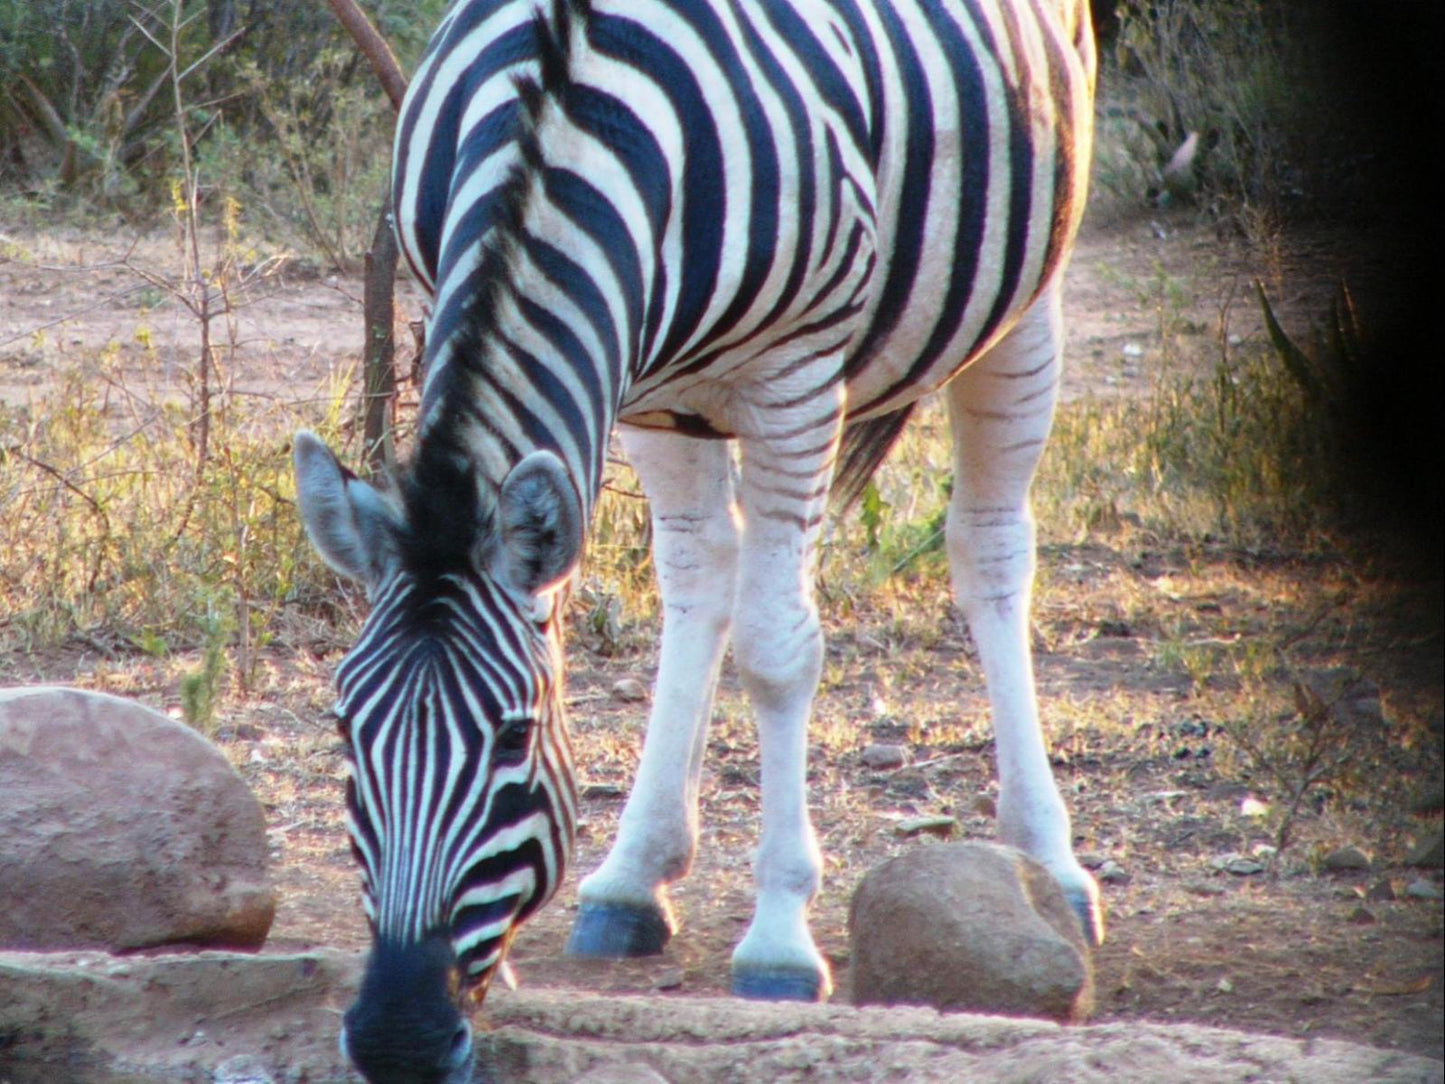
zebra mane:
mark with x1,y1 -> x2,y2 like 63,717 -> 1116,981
403,0 -> 592,577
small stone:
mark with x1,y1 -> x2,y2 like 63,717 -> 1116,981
610,677 -> 648,702
1239,796 -> 1270,818
894,815 -> 960,839
1321,845 -> 1371,872
1212,854 -> 1265,876
861,743 -> 908,770
1097,860 -> 1131,884
971,794 -> 997,819
1215,976 -> 1234,993
1346,906 -> 1377,925
652,966 -> 685,991
1405,829 -> 1444,869
1365,878 -> 1397,902
1404,879 -> 1443,901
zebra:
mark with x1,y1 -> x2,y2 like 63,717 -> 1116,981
294,0 -> 1099,1078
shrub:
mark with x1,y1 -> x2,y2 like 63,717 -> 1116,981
1095,0 -> 1402,225
0,0 -> 447,252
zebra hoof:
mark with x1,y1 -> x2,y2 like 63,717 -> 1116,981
731,967 -> 827,1002
566,902 -> 671,958
1064,881 -> 1106,948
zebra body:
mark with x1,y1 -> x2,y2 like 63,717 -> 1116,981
295,0 -> 1096,1078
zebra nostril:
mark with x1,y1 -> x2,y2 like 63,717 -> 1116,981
446,1019 -> 473,1070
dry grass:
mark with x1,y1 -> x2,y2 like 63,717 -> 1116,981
0,302 -> 1412,722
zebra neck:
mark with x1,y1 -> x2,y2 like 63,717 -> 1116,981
416,145 -> 656,516
415,175 -> 639,518
416,318 -> 617,521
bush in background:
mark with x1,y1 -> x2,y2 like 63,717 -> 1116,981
0,0 -> 446,259
1094,1 -> 1438,229
1092,1 -> 1442,561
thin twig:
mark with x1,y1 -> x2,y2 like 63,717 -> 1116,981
11,450 -> 106,517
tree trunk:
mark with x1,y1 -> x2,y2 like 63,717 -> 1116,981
360,198 -> 398,477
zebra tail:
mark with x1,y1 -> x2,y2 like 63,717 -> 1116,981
829,404 -> 917,512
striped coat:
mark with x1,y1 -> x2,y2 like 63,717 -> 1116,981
295,2 -> 1098,1080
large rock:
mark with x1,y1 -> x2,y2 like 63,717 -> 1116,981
5,952 -> 1439,1084
0,686 -> 276,951
849,841 -> 1093,1022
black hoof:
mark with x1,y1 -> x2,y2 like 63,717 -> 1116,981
731,967 -> 826,1002
566,902 -> 671,957
1065,885 -> 1105,948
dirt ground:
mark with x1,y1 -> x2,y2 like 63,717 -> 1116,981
1,205 -> 1441,1067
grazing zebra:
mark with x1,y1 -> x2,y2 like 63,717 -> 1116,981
295,0 -> 1098,1078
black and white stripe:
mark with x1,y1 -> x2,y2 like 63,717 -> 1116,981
335,569 -> 575,979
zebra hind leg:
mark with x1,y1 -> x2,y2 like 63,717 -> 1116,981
943,285 -> 1104,946
567,428 -> 740,958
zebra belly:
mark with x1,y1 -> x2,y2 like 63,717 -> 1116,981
839,279 -> 1049,424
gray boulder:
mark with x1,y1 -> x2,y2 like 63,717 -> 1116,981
0,686 -> 275,951
849,841 -> 1093,1022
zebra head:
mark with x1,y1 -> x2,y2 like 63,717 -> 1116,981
293,430 -> 582,1083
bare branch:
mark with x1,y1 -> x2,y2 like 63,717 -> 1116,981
322,0 -> 408,111
12,449 -> 107,519
16,75 -> 72,149
176,26 -> 250,86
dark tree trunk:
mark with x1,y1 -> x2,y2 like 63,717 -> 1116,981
360,198 -> 398,477
322,0 -> 409,476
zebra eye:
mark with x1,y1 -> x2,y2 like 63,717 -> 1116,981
493,716 -> 533,767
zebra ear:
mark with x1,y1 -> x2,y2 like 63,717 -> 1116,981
494,450 -> 583,598
293,430 -> 399,586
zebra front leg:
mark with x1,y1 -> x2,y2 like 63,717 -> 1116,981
727,383 -> 843,1001
944,286 -> 1104,946
568,428 -> 740,958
